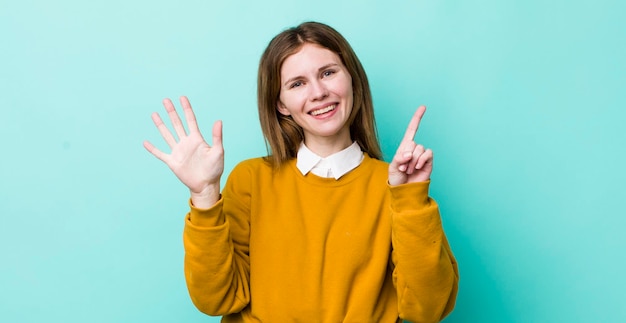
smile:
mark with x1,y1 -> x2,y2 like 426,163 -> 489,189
310,104 -> 336,116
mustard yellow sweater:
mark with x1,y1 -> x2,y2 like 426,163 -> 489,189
183,155 -> 459,322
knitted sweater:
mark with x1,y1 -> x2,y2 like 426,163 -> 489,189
183,155 -> 459,322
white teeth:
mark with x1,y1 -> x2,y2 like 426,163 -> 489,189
310,105 -> 336,116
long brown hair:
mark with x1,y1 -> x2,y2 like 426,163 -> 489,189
258,21 -> 382,167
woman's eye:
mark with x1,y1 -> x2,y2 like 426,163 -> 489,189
323,70 -> 335,77
290,81 -> 303,88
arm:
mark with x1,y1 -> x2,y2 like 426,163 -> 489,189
145,97 -> 251,314
183,174 -> 252,315
388,106 -> 459,322
390,182 -> 459,322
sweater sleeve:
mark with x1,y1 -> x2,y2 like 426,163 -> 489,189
182,163 -> 252,316
389,181 -> 459,323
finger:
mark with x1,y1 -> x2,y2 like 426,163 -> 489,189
143,140 -> 169,163
152,112 -> 177,148
163,98 -> 187,139
180,96 -> 201,135
406,144 -> 425,175
212,120 -> 223,148
415,148 -> 433,170
401,105 -> 426,143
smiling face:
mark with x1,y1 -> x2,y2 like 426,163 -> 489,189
277,43 -> 354,154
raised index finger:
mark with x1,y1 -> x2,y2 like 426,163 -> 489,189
402,105 -> 427,142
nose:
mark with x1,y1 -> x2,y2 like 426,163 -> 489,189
309,80 -> 328,101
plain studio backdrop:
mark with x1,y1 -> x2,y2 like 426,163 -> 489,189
1,0 -> 624,322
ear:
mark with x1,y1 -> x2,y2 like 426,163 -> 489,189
277,101 -> 291,116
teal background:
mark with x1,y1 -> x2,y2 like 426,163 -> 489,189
1,0 -> 624,322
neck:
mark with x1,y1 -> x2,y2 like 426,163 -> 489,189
304,134 -> 352,158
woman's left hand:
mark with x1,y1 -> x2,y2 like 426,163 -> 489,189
388,106 -> 433,186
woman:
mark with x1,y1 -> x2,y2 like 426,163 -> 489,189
144,21 -> 458,323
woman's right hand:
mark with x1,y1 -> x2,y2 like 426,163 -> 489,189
143,96 -> 224,208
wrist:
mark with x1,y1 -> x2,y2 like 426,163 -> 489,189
190,182 -> 220,208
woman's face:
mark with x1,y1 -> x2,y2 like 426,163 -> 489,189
277,43 -> 353,150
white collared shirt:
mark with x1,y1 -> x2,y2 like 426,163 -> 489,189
296,141 -> 364,180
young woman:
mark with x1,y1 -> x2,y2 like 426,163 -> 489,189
144,22 -> 458,323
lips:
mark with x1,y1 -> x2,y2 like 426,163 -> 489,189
309,104 -> 336,116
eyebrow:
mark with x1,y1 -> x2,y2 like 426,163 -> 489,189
282,63 -> 340,86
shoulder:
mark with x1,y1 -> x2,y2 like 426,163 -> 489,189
230,157 -> 273,177
364,154 -> 389,173
234,157 -> 271,169
223,158 -> 273,196
225,157 -> 297,194
368,155 -> 389,167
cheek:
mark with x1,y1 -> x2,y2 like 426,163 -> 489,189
341,75 -> 354,100
343,81 -> 354,106
277,92 -> 290,115
278,93 -> 291,109
277,93 -> 300,115
281,91 -> 306,108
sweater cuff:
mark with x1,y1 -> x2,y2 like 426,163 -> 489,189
187,196 -> 225,227
388,180 -> 431,212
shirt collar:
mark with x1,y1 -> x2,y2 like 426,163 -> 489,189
296,142 -> 364,180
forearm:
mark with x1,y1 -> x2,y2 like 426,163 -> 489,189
392,217 -> 458,322
390,182 -> 459,322
183,200 -> 251,315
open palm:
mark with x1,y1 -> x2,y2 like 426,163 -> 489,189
144,96 -> 224,197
